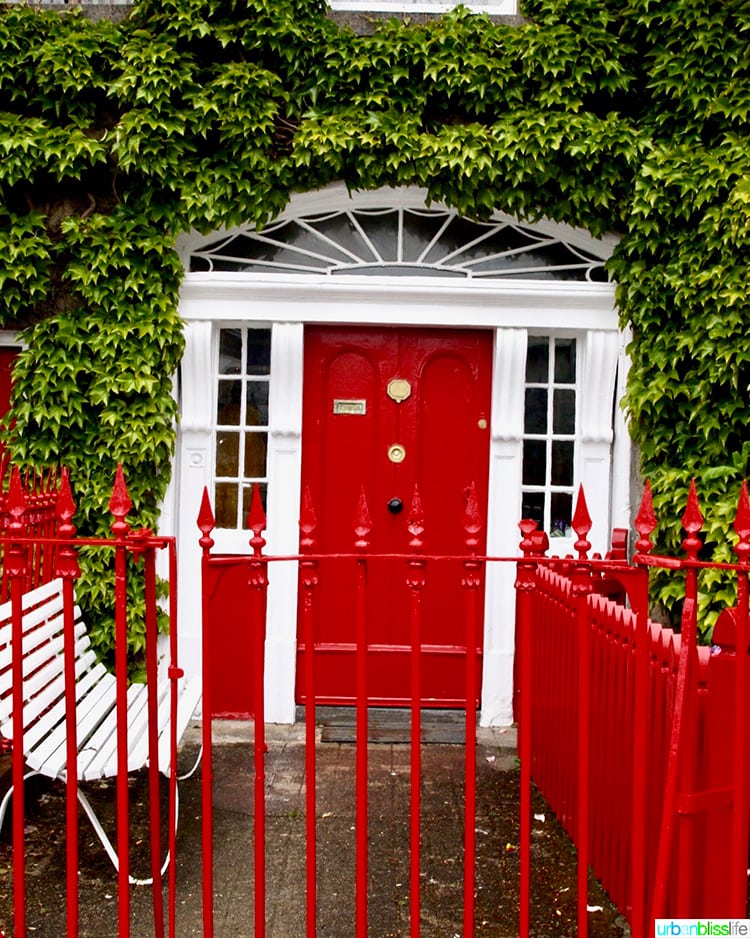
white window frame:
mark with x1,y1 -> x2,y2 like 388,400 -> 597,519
329,0 -> 517,12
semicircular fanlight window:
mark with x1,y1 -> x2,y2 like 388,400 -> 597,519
190,208 -> 608,282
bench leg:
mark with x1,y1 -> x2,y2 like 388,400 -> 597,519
75,783 -> 181,887
0,769 -> 42,834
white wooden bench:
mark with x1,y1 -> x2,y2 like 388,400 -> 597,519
0,577 -> 201,882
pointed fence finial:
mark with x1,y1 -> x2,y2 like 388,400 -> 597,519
634,481 -> 657,555
55,468 -> 80,579
407,484 -> 425,551
56,467 -> 76,530
197,487 -> 216,549
5,467 -> 27,578
681,479 -> 704,560
734,481 -> 750,565
463,482 -> 482,553
353,486 -> 372,551
7,466 -> 26,530
247,484 -> 267,557
109,464 -> 132,539
299,486 -> 318,553
572,485 -> 592,559
518,518 -> 539,557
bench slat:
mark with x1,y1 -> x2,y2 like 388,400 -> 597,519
0,578 -> 201,785
28,670 -> 118,777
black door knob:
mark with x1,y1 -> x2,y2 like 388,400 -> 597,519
387,497 -> 403,514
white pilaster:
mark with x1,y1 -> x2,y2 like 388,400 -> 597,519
481,327 -> 527,726
579,329 -> 619,555
176,320 -> 215,682
264,322 -> 304,723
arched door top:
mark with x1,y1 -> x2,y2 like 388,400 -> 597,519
178,184 -> 619,284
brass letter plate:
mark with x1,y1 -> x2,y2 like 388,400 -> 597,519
333,399 -> 367,415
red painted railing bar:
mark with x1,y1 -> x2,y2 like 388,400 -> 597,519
407,486 -> 425,938
166,538 -> 181,938
515,518 -> 541,938
8,470 -> 28,938
730,483 -> 749,912
650,482 -> 703,921
629,482 -> 657,938
142,539 -> 166,938
572,487 -> 593,938
110,465 -> 133,936
55,469 -> 81,938
300,487 -> 319,938
248,485 -> 268,938
676,485 -> 703,916
353,487 -> 371,938
462,483 -> 482,938
197,488 -> 216,938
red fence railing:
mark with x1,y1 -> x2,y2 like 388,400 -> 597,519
1,467 -> 193,938
515,481 -> 750,938
0,463 -> 60,601
4,470 -> 749,937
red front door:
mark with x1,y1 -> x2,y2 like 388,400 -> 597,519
297,326 -> 493,707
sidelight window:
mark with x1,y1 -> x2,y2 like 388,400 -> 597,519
213,327 -> 271,529
521,337 -> 577,538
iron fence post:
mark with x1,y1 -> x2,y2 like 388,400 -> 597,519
54,469 -> 81,938
197,489 -> 216,938
110,466 -> 133,937
8,469 -> 28,938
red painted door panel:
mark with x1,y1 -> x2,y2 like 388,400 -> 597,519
297,326 -> 493,707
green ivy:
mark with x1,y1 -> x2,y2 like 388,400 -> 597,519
0,0 -> 748,654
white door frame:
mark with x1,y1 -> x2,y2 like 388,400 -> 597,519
168,184 -> 627,726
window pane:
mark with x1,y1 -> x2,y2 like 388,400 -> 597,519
244,432 -> 268,478
521,491 -> 545,528
217,380 -> 242,424
554,340 -> 576,383
308,214 -> 378,263
524,388 -> 547,434
550,492 -> 573,537
246,330 -> 271,375
215,431 -> 239,476
354,210 -> 398,261
219,329 -> 242,375
246,382 -> 269,425
402,210 -> 452,262
523,440 -> 546,486
551,441 -> 574,486
553,389 -> 575,434
215,483 -> 238,529
526,339 -> 549,383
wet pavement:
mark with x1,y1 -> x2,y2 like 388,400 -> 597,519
0,720 -> 630,937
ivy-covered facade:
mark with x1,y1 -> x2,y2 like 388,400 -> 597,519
0,0 -> 748,723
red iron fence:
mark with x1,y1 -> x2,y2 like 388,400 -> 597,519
2,471 -> 749,937
0,466 -> 188,938
0,462 -> 60,601
516,481 -> 750,938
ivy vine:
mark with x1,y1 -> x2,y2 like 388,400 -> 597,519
0,0 -> 748,655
